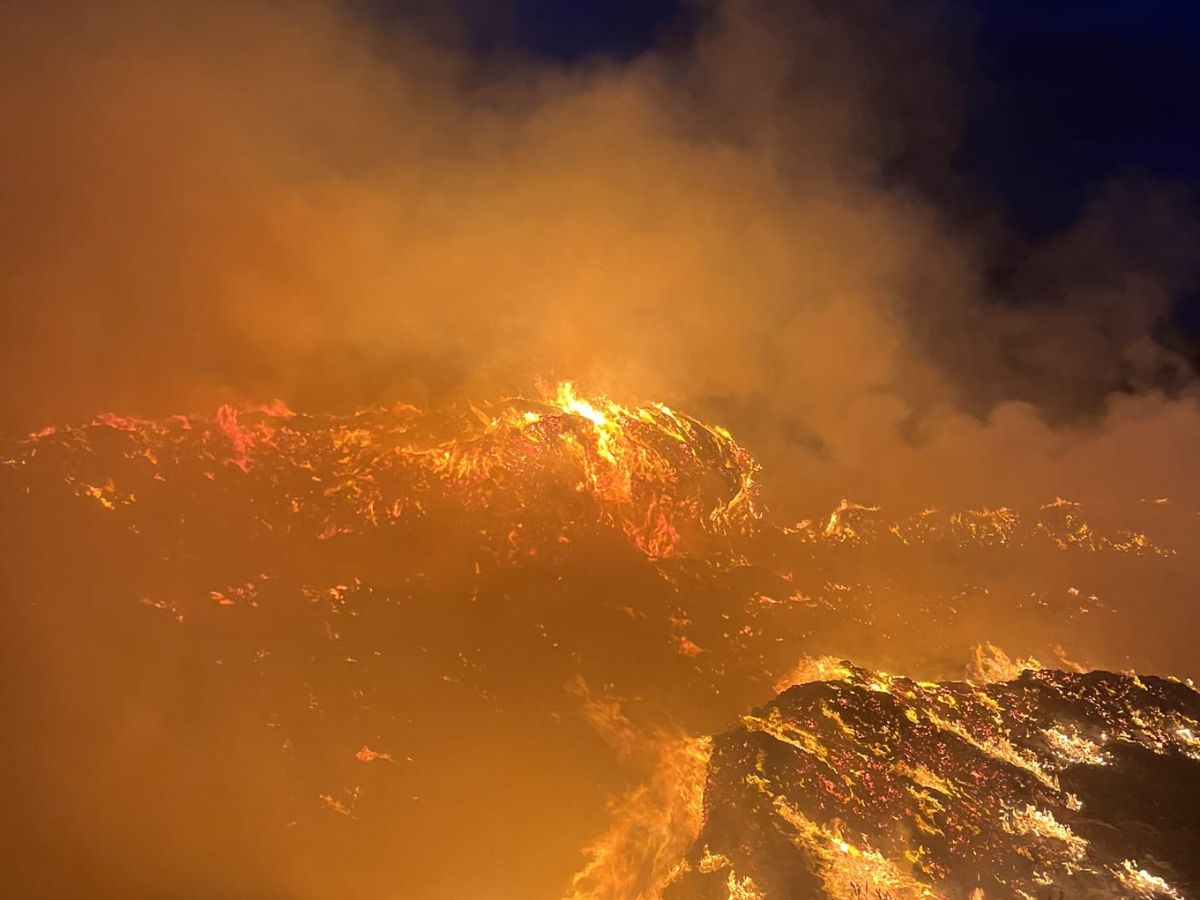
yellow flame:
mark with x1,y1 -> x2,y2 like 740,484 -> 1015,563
564,734 -> 713,900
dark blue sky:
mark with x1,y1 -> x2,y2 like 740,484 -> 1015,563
965,0 -> 1200,234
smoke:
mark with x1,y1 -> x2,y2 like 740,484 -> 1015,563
3,6 -> 1200,896
2,0 -> 1198,513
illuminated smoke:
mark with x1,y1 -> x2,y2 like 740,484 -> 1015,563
3,1 -> 1200,898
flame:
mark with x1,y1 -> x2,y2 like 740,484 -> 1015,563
564,733 -> 712,900
1113,861 -> 1185,900
354,745 -> 393,763
1003,804 -> 1088,862
773,656 -> 855,694
764,789 -> 941,900
8,380 -> 765,561
695,849 -> 766,899
555,381 -> 619,464
9,384 -> 1174,566
967,643 -> 1042,684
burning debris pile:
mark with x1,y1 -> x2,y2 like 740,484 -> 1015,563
2,384 -> 1197,899
5,382 -> 761,561
667,663 -> 1200,899
4,380 -> 1176,569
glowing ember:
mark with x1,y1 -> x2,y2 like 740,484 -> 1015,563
667,663 -> 1200,898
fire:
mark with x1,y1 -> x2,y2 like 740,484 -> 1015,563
967,643 -> 1043,684
565,733 -> 713,900
4,382 -> 1197,899
354,745 -> 393,763
695,849 -> 765,899
554,381 -> 618,462
763,790 -> 940,900
8,381 -> 1173,567
7,380 -> 765,561
1114,861 -> 1186,900
672,661 -> 1200,898
1003,804 -> 1088,862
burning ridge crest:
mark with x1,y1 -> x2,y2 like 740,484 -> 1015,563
3,381 -> 1177,561
3,381 -> 762,560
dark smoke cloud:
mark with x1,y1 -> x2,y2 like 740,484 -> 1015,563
1,0 -> 1197,506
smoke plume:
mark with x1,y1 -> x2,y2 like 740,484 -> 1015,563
3,0 -> 1197,513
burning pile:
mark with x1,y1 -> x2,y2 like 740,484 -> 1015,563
5,382 -> 761,560
667,663 -> 1200,899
